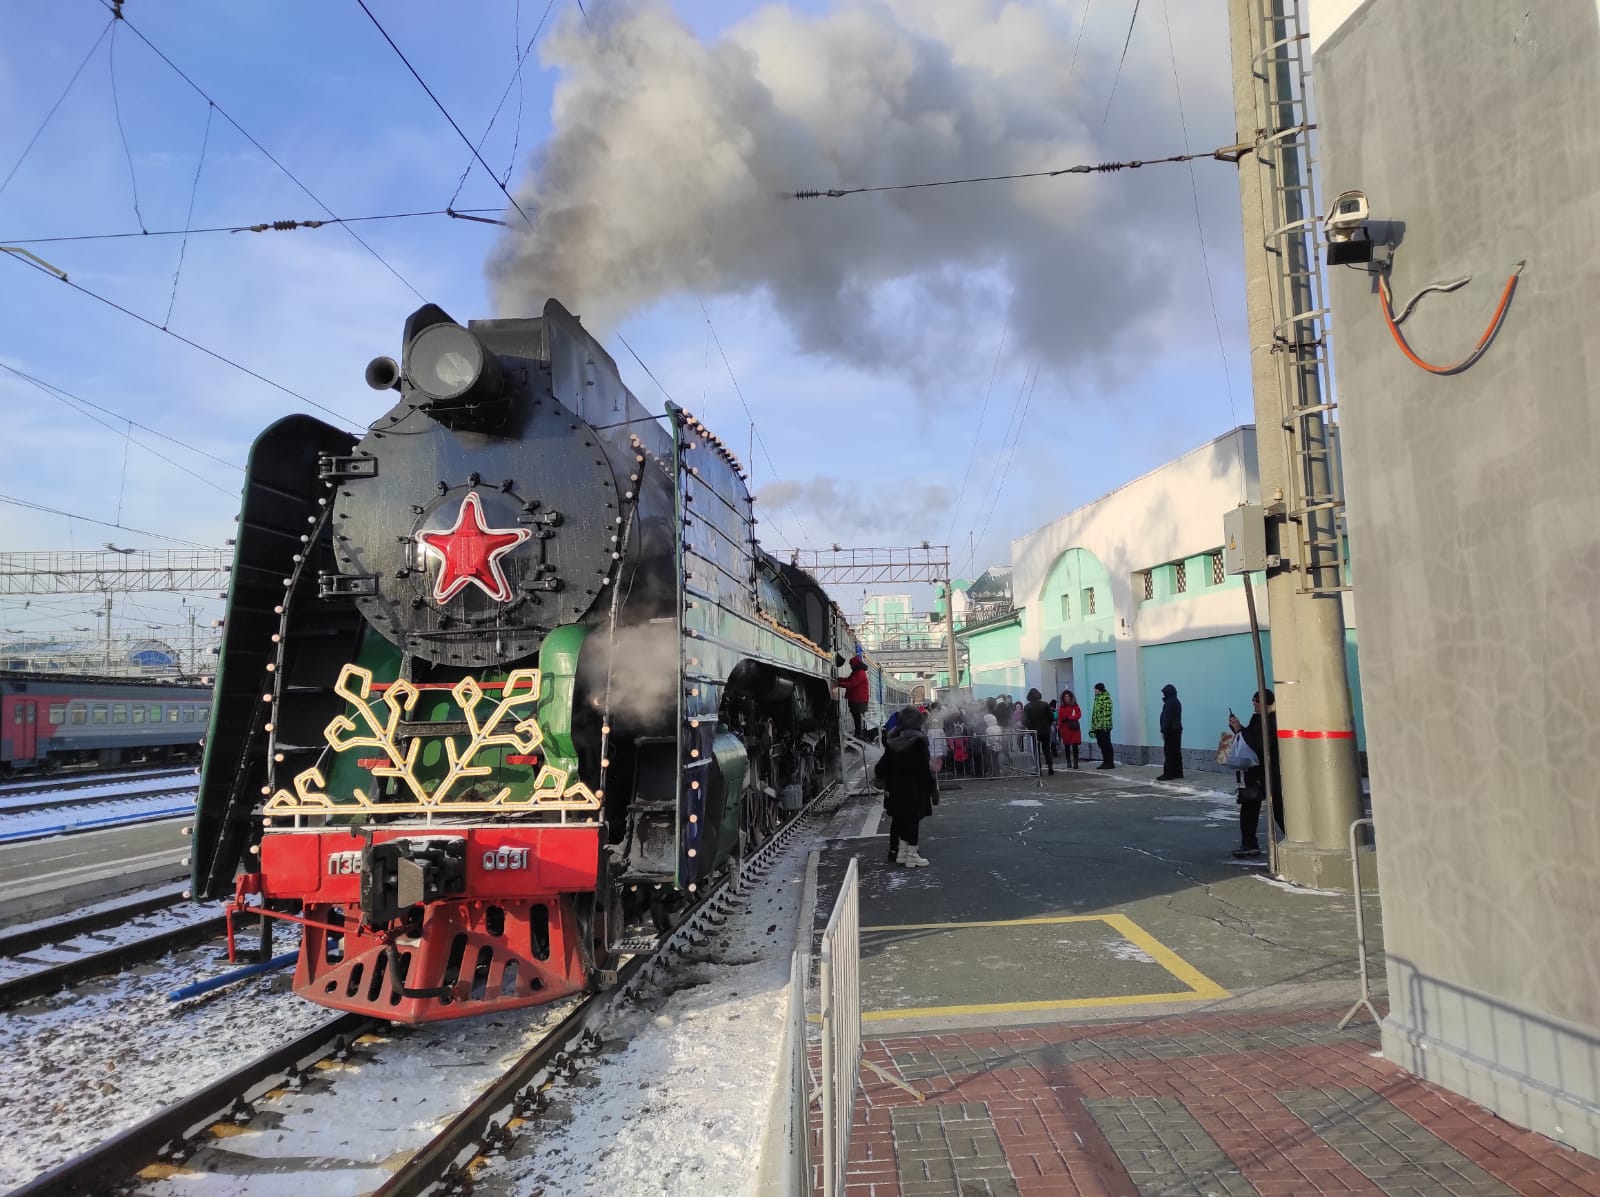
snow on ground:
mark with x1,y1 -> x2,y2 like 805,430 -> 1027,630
479,801 -> 849,1197
0,767 -> 191,800
0,923 -> 327,1186
0,790 -> 196,842
137,1002 -> 581,1197
0,888 -> 220,984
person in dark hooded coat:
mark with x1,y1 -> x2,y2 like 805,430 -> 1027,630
1156,684 -> 1184,780
1022,687 -> 1056,775
875,706 -> 937,867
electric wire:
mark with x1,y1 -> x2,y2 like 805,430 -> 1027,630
163,102 -> 213,329
91,0 -> 427,303
446,0 -> 559,208
792,141 -> 1242,200
1101,0 -> 1143,126
1160,0 -> 1238,430
962,365 -> 1041,578
0,18 -> 114,201
0,362 -> 239,495
942,319 -> 1009,546
0,361 -> 241,472
107,19 -> 148,232
697,300 -> 817,550
1377,262 -> 1523,376
0,208 -> 504,246
3,250 -> 362,431
0,494 -> 212,549
355,0 -> 533,227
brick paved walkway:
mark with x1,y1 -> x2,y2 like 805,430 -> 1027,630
816,1007 -> 1600,1197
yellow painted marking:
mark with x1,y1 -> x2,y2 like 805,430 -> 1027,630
207,1122 -> 254,1138
139,1164 -> 194,1180
854,912 -> 1229,1021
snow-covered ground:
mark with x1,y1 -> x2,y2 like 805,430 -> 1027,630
0,787 -> 196,843
0,766 -> 191,799
0,918 -> 326,1186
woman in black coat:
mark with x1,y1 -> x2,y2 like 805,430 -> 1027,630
877,707 -> 937,868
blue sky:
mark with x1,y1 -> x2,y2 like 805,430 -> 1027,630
0,0 -> 1249,643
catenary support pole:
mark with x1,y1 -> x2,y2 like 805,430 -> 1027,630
1226,0 -> 1365,889
944,578 -> 959,698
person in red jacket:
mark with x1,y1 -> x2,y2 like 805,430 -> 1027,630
1057,689 -> 1084,770
837,655 -> 871,737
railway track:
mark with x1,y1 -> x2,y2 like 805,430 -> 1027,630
0,892 -> 228,1009
7,781 -> 834,1196
0,765 -> 194,802
0,785 -> 197,819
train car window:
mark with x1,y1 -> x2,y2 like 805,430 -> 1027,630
148,705 -> 161,722
48,704 -> 65,725
91,704 -> 109,724
169,706 -> 180,722
70,704 -> 88,725
200,705 -> 210,722
132,706 -> 145,724
112,703 -> 128,723
181,706 -> 194,723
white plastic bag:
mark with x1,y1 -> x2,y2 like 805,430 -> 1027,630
1224,733 -> 1260,770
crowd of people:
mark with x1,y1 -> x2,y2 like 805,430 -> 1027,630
847,663 -> 1284,866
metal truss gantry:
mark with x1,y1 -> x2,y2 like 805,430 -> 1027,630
0,550 -> 229,596
789,545 -> 963,686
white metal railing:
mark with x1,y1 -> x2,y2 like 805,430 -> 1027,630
814,857 -> 921,1197
756,946 -> 812,1196
1337,816 -> 1382,1030
935,727 -> 1045,788
818,857 -> 862,1197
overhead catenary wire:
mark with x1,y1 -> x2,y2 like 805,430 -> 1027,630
697,299 -> 817,550
0,361 -> 241,472
943,319 -> 1009,547
0,208 -> 506,246
1159,0 -> 1238,430
447,0 -> 559,208
3,250 -> 362,431
963,365 -> 1041,579
1101,0 -> 1144,126
0,361 -> 240,495
163,101 -> 214,329
0,494 -> 213,549
107,19 -> 148,233
0,18 -> 114,201
91,0 -> 428,303
355,0 -> 533,227
792,141 -> 1245,200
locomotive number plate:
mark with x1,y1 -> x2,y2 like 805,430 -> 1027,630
481,846 -> 530,872
326,850 -> 363,876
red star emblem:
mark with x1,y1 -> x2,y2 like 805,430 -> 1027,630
416,492 -> 531,603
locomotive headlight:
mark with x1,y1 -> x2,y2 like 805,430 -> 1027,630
408,322 -> 502,402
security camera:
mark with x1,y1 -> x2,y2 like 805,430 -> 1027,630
1324,190 -> 1373,265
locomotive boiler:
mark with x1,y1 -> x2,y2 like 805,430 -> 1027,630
191,299 -> 900,1022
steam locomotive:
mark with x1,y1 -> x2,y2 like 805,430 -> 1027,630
191,299 -> 903,1023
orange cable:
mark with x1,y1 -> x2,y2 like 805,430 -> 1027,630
1378,262 -> 1524,375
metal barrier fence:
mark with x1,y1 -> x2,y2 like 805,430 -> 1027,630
815,857 -> 920,1197
818,858 -> 861,1197
934,727 -> 1045,787
755,946 -> 811,1196
1337,816 -> 1381,1030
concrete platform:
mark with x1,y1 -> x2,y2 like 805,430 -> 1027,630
807,768 -> 1600,1194
0,817 -> 187,926
815,765 -> 1378,1033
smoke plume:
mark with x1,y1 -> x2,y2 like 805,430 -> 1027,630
489,0 -> 1235,379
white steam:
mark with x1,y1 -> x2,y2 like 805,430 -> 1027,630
489,0 -> 1236,378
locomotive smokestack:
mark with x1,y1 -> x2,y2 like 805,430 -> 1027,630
365,356 -> 401,392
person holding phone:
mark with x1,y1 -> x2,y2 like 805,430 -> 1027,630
1227,689 -> 1281,857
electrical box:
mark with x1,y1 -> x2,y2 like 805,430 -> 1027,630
1221,505 -> 1268,574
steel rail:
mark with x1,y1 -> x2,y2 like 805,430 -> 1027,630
0,886 -> 185,957
0,785 -> 196,817
0,915 -> 228,1008
5,1013 -> 372,1197
377,778 -> 840,1195
0,764 -> 193,800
